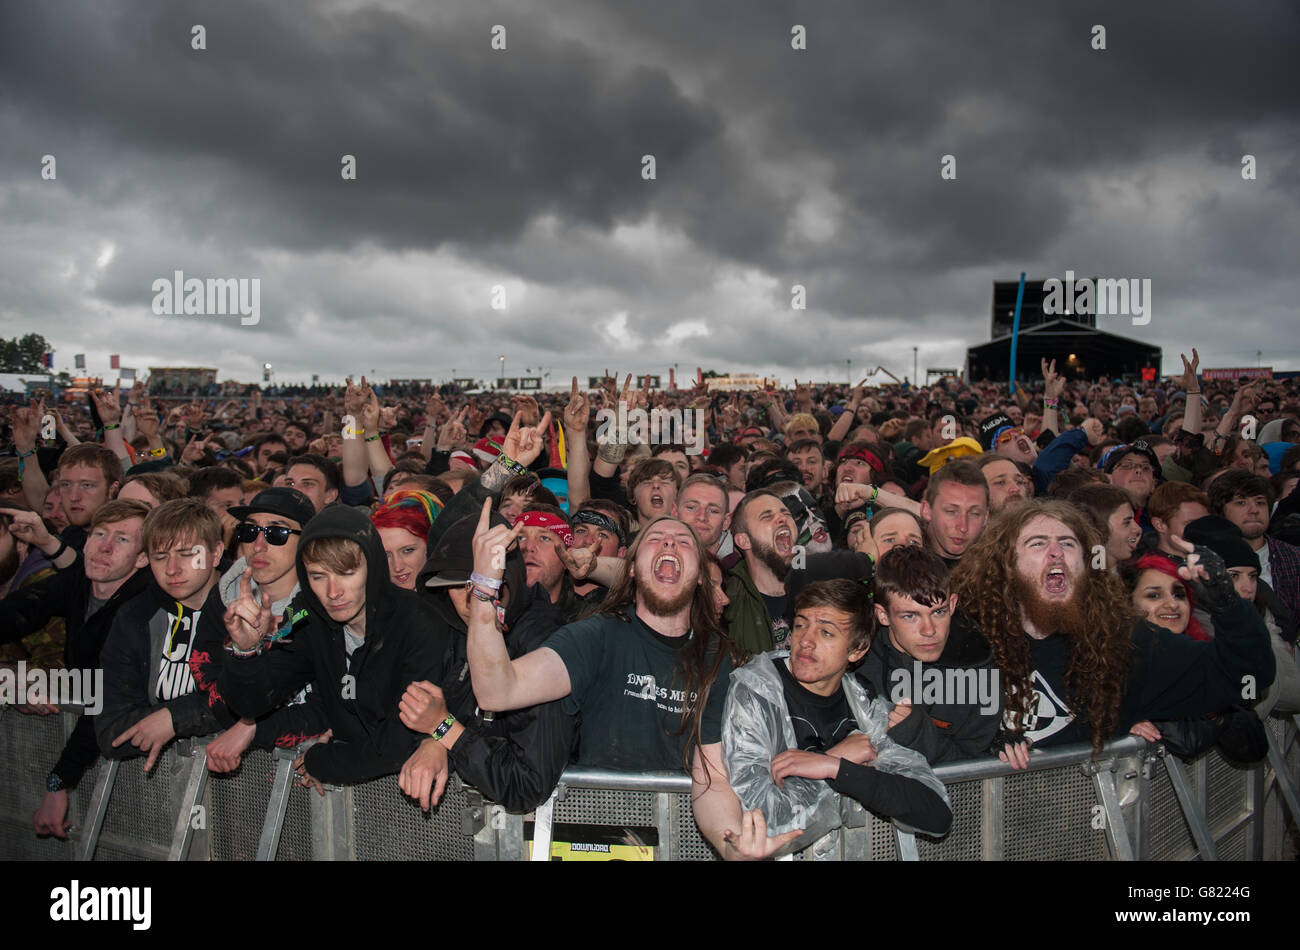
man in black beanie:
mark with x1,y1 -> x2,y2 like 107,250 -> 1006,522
1185,515 -> 1300,718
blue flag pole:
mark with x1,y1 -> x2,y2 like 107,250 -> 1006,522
1008,272 -> 1026,394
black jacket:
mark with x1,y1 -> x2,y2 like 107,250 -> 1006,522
96,580 -> 236,757
855,610 -> 1003,764
419,503 -> 579,811
218,506 -> 452,785
0,552 -> 153,786
1023,592 -> 1275,748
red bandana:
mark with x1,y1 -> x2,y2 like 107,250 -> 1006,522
513,510 -> 574,548
837,446 -> 885,475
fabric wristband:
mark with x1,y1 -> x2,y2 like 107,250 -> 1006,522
467,582 -> 497,603
469,572 -> 502,590
496,452 -> 526,476
432,715 -> 456,741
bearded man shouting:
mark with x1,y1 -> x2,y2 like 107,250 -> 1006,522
951,499 -> 1274,761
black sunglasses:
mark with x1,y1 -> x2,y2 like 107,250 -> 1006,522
236,522 -> 302,546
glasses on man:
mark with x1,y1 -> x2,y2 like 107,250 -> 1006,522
1115,461 -> 1153,475
235,522 -> 302,546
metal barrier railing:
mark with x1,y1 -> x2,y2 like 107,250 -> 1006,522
2,708 -> 1297,861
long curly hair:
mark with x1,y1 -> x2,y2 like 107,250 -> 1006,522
951,499 -> 1136,751
598,517 -> 741,770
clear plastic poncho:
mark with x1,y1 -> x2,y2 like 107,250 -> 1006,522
722,650 -> 950,852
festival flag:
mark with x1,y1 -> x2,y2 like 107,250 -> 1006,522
74,354 -> 85,369
110,354 -> 120,369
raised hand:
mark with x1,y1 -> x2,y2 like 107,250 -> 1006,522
343,377 -> 367,417
1041,358 -> 1064,400
563,377 -> 590,436
132,405 -> 160,440
501,410 -> 553,467
224,571 -> 274,652
359,387 -> 380,434
0,507 -> 55,549
90,386 -> 121,426
425,393 -> 448,425
471,496 -> 522,581
559,542 -> 597,581
1080,417 -> 1103,446
436,406 -> 469,451
1178,349 -> 1200,393
11,403 -> 41,449
184,400 -> 206,430
180,433 -> 206,464
509,394 -> 540,427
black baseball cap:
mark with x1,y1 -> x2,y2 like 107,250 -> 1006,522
229,487 -> 316,528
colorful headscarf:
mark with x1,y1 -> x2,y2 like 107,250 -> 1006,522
371,489 -> 445,542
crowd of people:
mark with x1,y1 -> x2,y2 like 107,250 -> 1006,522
2,352 -> 1298,859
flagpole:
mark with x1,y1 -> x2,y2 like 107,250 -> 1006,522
1008,272 -> 1026,394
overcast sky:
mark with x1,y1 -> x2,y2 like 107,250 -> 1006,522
2,0 -> 1297,387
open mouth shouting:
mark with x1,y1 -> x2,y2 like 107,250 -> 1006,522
1043,564 -> 1069,596
773,526 -> 794,557
652,552 -> 682,584
648,492 -> 667,511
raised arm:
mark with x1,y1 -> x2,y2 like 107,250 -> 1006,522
338,377 -> 370,490
827,380 -> 868,443
1040,358 -> 1065,437
592,372 -> 634,479
11,402 -> 50,511
563,378 -> 592,509
465,498 -> 571,711
1178,350 -> 1203,437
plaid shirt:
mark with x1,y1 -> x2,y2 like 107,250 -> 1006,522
1267,537 -> 1300,622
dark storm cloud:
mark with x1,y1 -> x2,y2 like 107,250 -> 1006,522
0,0 -> 765,257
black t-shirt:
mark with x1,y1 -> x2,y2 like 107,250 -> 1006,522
761,593 -> 791,648
773,656 -> 856,751
545,609 -> 733,771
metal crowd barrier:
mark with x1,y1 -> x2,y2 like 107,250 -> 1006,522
2,707 -> 1297,861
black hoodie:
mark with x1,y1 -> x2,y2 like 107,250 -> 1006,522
418,512 -> 577,811
855,610 -> 1003,764
218,506 -> 452,785
0,551 -> 153,786
96,579 -> 235,757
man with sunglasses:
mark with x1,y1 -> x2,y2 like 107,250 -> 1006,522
979,412 -> 1039,467
196,487 -> 317,771
983,406 -> 1106,496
